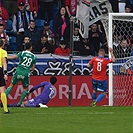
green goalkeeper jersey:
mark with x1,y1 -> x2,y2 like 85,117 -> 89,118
16,50 -> 36,73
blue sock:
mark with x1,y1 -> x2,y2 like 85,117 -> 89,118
96,93 -> 105,103
92,92 -> 96,101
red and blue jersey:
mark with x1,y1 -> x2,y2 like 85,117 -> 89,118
89,56 -> 112,80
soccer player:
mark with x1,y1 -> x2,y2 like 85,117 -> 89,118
0,39 -> 10,114
87,48 -> 115,107
21,76 -> 57,108
6,42 -> 36,106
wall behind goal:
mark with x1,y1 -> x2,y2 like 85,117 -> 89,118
6,76 -> 108,106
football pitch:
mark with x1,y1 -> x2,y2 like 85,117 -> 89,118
0,106 -> 132,133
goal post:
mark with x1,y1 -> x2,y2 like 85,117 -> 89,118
108,13 -> 113,106
108,13 -> 133,106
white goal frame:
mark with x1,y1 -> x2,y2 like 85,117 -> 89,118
108,13 -> 133,106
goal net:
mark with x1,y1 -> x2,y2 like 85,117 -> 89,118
108,13 -> 133,106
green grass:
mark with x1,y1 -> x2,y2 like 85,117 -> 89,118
0,106 -> 132,133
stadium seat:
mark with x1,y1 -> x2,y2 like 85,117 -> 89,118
9,36 -> 16,51
6,19 -> 13,31
49,20 -> 53,30
35,19 -> 45,31
5,19 -> 15,36
53,3 -> 59,17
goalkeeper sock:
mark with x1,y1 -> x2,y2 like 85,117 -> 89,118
5,86 -> 12,96
96,93 -> 105,103
1,93 -> 8,112
18,90 -> 27,105
92,92 -> 96,101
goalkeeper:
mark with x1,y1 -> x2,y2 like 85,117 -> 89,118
21,76 -> 57,108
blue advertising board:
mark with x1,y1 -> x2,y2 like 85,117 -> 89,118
7,54 -> 132,76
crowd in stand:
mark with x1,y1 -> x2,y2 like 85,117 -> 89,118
0,0 -> 133,57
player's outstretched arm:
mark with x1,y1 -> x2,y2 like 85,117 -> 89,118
109,47 -> 115,62
29,82 -> 47,93
7,55 -> 18,60
29,84 -> 40,93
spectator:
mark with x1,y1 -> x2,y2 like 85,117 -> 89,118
73,25 -> 82,55
112,35 -> 121,57
12,1 -> 34,51
80,38 -> 95,56
17,0 -> 29,12
39,0 -> 54,22
89,23 -> 106,55
118,66 -> 128,75
0,24 -> 7,39
109,0 -> 119,12
1,37 -> 6,46
116,39 -> 132,58
34,34 -> 54,54
54,40 -> 70,56
24,20 -> 40,51
18,0 -> 39,18
0,4 -> 9,29
28,0 -> 38,18
65,0 -> 77,18
125,4 -> 132,12
17,0 -> 28,10
40,21 -> 55,45
17,0 -> 25,5
109,0 -> 131,12
0,24 -> 8,48
118,0 -> 131,12
1,37 -> 8,51
23,35 -> 31,50
53,6 -> 70,44
23,35 -> 30,44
